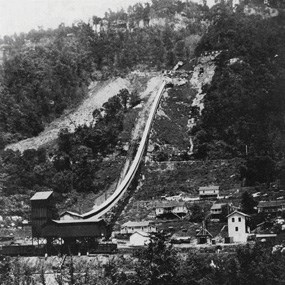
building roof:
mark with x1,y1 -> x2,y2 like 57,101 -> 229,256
199,186 -> 219,191
131,231 -> 150,238
256,234 -> 277,238
196,226 -> 213,237
227,210 -> 250,218
30,191 -> 53,201
155,201 -> 186,208
52,218 -> 103,224
59,211 -> 82,218
41,219 -> 106,238
257,200 -> 285,208
122,221 -> 154,228
211,203 -> 227,210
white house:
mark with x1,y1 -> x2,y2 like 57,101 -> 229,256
130,231 -> 151,246
155,201 -> 188,218
227,210 -> 250,243
199,186 -> 220,199
121,221 -> 157,234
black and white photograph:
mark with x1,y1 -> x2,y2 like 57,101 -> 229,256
0,0 -> 285,284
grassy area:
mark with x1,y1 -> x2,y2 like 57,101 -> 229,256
148,82 -> 196,159
136,159 -> 243,200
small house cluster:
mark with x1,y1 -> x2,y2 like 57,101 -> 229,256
115,182 -> 285,247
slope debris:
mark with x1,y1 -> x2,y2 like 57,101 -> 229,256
5,74 -> 161,153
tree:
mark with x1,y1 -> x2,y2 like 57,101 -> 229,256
134,233 -> 180,285
240,191 -> 257,214
189,204 -> 204,222
58,128 -> 72,154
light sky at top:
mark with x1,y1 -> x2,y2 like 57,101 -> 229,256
0,0 -> 151,37
0,0 -> 215,38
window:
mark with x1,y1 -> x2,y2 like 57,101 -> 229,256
238,217 -> 241,222
232,218 -> 235,222
235,227 -> 238,231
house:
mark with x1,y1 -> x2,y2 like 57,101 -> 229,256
196,222 -> 213,244
257,200 -> 285,213
130,231 -> 151,246
120,221 -> 157,234
227,211 -> 250,243
155,201 -> 188,219
210,203 -> 229,221
199,186 -> 219,199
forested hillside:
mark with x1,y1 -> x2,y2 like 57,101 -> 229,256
0,0 -> 285,218
190,5 -> 285,185
0,0 -> 206,148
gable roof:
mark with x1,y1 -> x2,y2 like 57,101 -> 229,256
199,186 -> 219,191
131,231 -> 150,238
31,191 -> 53,201
122,221 -> 154,228
227,210 -> 250,218
196,227 -> 213,237
59,211 -> 82,218
52,218 -> 103,224
257,200 -> 285,208
211,203 -> 227,210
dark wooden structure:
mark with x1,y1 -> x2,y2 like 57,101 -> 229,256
31,191 -> 57,238
196,222 -> 213,244
30,191 -> 108,255
41,219 -> 107,239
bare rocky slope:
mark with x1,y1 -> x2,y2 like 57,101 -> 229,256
5,72 -> 161,153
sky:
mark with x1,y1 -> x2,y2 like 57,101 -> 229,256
0,0 -> 151,37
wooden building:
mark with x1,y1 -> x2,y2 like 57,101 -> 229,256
155,201 -> 188,219
257,200 -> 285,214
41,219 -> 107,239
121,221 -> 157,234
210,203 -> 229,221
30,191 -> 57,238
196,222 -> 213,244
199,186 -> 220,199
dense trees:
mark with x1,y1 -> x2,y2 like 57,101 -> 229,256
0,89 -> 139,215
193,9 -> 285,158
2,235 -> 284,284
190,7 -> 285,185
240,191 -> 257,214
0,0 -> 206,148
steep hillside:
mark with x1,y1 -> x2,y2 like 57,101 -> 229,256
0,72 -> 164,219
139,159 -> 243,200
5,72 -> 159,153
5,78 -> 129,152
113,4 -> 285,227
